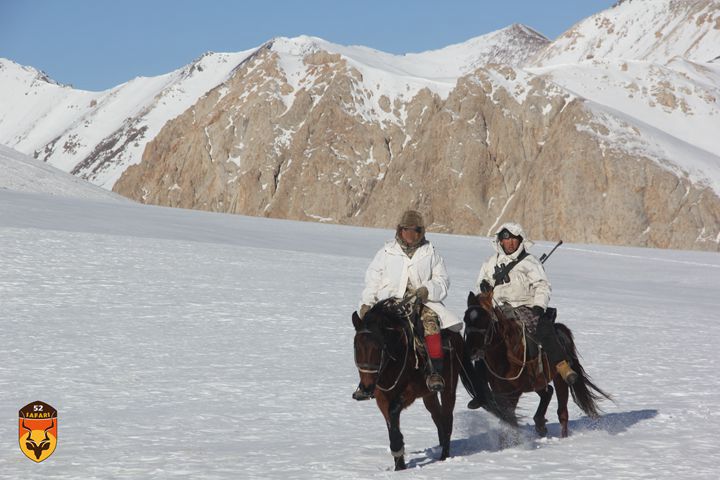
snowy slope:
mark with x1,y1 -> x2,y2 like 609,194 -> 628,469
0,144 -> 125,201
532,0 -> 720,66
0,188 -> 719,478
526,59 -> 720,192
514,0 -> 720,195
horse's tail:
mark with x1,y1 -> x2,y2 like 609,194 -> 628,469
456,342 -> 518,427
556,323 -> 613,418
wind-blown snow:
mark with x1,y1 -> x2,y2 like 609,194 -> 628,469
1,177 -> 719,478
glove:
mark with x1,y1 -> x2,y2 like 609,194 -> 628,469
531,306 -> 545,318
359,304 -> 371,319
416,286 -> 429,303
479,279 -> 492,293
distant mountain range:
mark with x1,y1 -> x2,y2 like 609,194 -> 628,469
1,0 -> 719,250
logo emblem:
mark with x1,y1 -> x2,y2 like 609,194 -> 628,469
19,401 -> 57,462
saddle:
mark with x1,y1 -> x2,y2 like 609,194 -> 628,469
503,307 -> 559,385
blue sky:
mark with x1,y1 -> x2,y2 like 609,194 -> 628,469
1,0 -> 617,91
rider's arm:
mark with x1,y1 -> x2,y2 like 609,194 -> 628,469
474,256 -> 495,293
527,257 -> 551,309
360,247 -> 386,308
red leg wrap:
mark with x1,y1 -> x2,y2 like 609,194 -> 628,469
425,333 -> 443,359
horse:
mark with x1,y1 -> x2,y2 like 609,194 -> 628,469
352,298 -> 491,470
464,290 -> 611,438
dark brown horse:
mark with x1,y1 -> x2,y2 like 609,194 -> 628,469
352,298 -> 478,470
464,290 -> 611,437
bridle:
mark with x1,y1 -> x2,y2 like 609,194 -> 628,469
354,323 -> 410,392
464,304 -> 498,357
464,302 -> 529,381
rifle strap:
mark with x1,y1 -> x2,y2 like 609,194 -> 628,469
492,249 -> 528,285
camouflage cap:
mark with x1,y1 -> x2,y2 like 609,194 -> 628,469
398,210 -> 425,228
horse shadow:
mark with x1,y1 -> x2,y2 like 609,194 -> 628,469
407,408 -> 658,465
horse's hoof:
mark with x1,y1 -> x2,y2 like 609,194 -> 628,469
534,416 -> 547,436
467,397 -> 484,410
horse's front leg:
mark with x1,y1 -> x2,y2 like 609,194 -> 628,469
554,375 -> 570,437
533,385 -> 554,437
423,390 -> 454,460
381,397 -> 406,470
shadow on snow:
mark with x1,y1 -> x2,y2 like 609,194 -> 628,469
404,409 -> 658,467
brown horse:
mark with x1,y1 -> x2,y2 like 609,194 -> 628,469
352,298 -> 476,470
464,290 -> 611,437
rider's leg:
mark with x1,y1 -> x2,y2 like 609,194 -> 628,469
422,307 -> 444,392
535,310 -> 578,385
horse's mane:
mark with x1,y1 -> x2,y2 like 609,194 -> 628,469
366,298 -> 410,329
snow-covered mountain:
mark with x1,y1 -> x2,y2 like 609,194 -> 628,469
0,50 -> 254,188
0,25 -> 546,189
1,0 -> 719,251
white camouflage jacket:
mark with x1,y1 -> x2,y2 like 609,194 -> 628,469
360,239 -> 462,330
474,222 -> 551,310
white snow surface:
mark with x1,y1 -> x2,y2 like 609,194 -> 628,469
1,183 -> 719,478
0,144 -> 125,201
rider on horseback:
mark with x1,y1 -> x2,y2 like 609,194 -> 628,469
468,222 -> 577,409
355,210 -> 463,399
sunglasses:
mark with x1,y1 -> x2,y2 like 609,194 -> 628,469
497,230 -> 516,240
401,226 -> 422,234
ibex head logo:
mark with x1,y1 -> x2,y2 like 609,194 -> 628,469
19,401 -> 57,462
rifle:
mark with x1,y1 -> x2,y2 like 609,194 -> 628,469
539,240 -> 563,264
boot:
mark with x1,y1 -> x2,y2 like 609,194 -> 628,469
426,358 -> 444,392
555,360 -> 578,386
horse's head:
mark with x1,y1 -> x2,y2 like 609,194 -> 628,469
463,290 -> 497,361
351,300 -> 408,398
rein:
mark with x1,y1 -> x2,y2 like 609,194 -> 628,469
467,303 -> 530,382
374,328 -> 410,392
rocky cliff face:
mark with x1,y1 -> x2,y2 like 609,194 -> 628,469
114,38 -> 720,251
